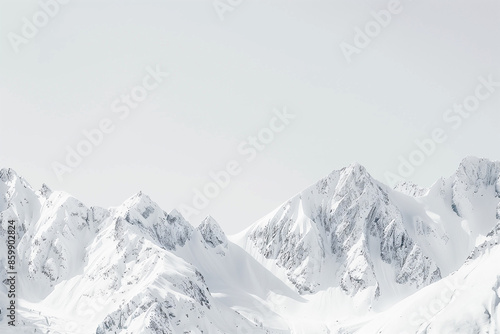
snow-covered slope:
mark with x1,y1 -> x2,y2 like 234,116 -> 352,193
0,172 -> 280,333
232,157 -> 500,330
1,157 -> 500,333
356,219 -> 500,334
233,163 -> 442,306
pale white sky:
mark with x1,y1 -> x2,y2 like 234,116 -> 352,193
1,0 -> 499,234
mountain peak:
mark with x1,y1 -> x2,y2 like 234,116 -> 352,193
4,158 -> 500,333
197,215 -> 227,249
122,191 -> 156,209
315,162 -> 372,194
167,208 -> 188,223
394,181 -> 428,197
0,167 -> 22,184
328,162 -> 368,178
202,215 -> 217,224
459,155 -> 492,166
37,183 -> 53,199
346,161 -> 365,171
336,162 -> 376,193
454,156 -> 500,190
132,190 -> 147,200
340,162 -> 372,180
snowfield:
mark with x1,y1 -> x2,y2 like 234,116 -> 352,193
1,156 -> 500,333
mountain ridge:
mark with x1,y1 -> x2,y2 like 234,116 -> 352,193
1,156 -> 500,333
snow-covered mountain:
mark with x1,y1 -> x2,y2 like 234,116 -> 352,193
234,163 -> 441,301
0,169 -> 280,333
1,156 -> 500,333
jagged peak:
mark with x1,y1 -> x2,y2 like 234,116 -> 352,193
37,183 -> 53,199
167,209 -> 188,223
456,156 -> 499,174
0,167 -> 20,180
132,190 -> 148,200
325,162 -> 369,179
113,194 -> 194,250
459,156 -> 495,167
199,215 -> 222,230
339,162 -> 373,182
0,168 -> 55,200
453,156 -> 500,188
122,191 -> 157,209
198,215 -> 227,248
316,162 -> 372,188
115,192 -> 167,225
0,167 -> 32,188
345,162 -> 367,174
394,181 -> 429,197
335,162 -> 377,193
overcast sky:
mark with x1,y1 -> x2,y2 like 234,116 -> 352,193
1,0 -> 499,234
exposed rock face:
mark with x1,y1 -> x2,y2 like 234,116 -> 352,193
18,191 -> 103,294
0,181 -> 267,333
246,163 -> 441,296
394,181 -> 429,197
450,157 -> 500,218
116,192 -> 193,251
197,215 -> 228,249
2,157 -> 500,333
